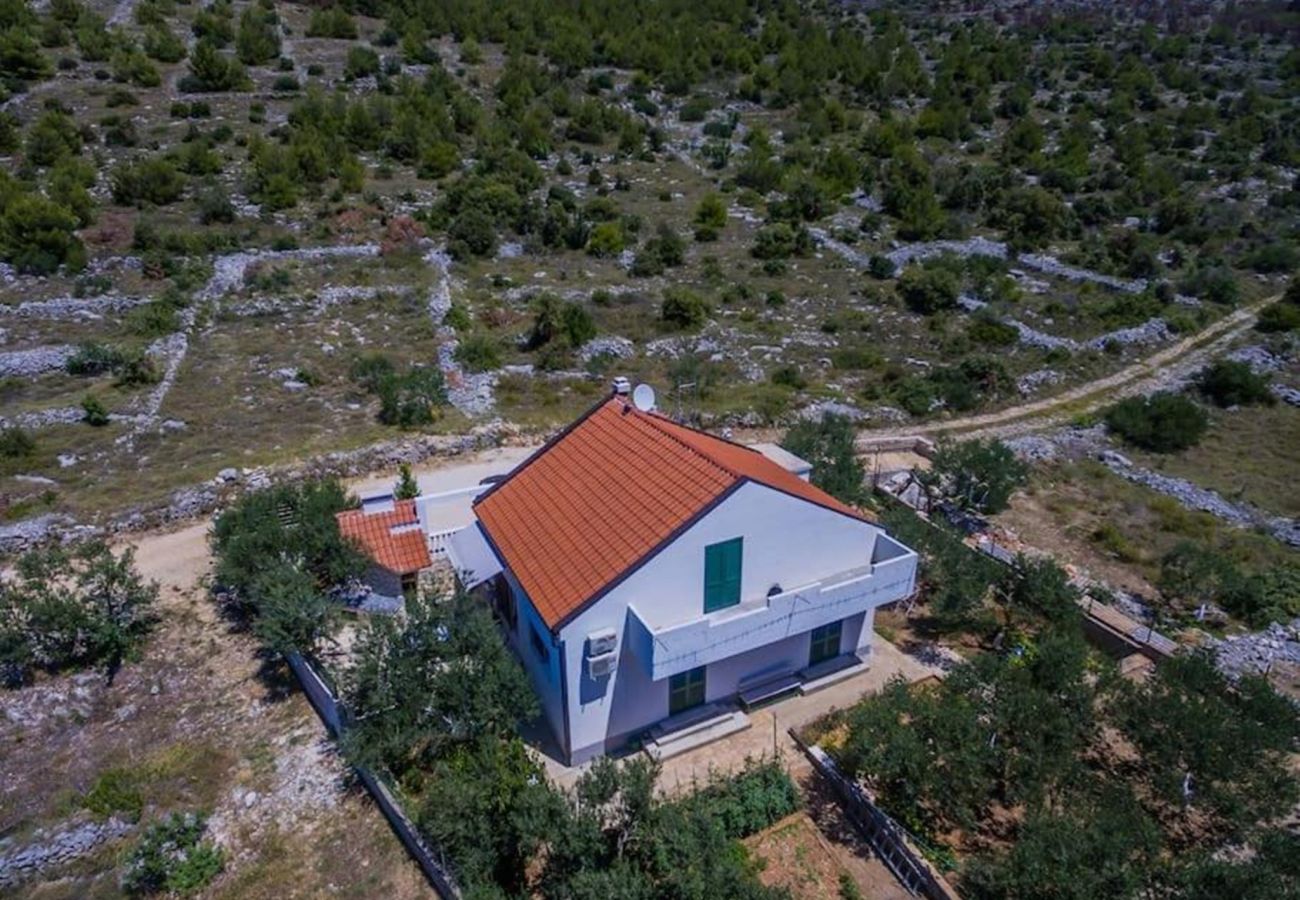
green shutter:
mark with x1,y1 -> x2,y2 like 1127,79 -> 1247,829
704,538 -> 743,613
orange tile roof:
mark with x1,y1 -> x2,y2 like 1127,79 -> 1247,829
336,499 -> 431,575
474,397 -> 868,631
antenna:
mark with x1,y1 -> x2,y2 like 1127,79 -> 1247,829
631,383 -> 656,412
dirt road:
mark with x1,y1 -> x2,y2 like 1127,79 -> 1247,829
856,294 -> 1279,446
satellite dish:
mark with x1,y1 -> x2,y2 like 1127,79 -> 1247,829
631,383 -> 656,412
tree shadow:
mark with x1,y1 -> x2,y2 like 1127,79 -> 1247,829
253,649 -> 298,703
799,770 -> 880,863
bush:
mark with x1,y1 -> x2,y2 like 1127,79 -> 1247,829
121,812 -> 223,896
81,394 -> 110,426
751,222 -> 812,260
454,334 -> 502,373
448,208 -> 497,259
306,6 -> 357,39
661,287 -> 710,329
898,265 -> 960,314
66,342 -> 126,376
377,367 -> 448,427
111,158 -> 185,207
1256,304 -> 1300,333
586,221 -> 625,257
235,6 -> 279,66
968,317 -> 1018,348
0,427 -> 36,459
1104,392 -> 1208,452
0,191 -> 86,275
344,45 -> 380,79
83,768 -> 144,822
210,479 -> 363,654
1196,360 -> 1275,408
126,301 -> 180,337
183,40 -> 250,92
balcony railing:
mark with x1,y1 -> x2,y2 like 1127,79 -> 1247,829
627,535 -> 917,682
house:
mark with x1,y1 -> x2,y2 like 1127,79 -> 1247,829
336,495 -> 431,600
453,390 -> 919,764
341,387 -> 919,765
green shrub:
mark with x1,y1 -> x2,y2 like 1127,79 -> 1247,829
126,301 -> 181,337
1196,360 -> 1274,408
1255,303 -> 1300,333
343,45 -> 380,79
1104,392 -> 1208,452
66,342 -> 126,376
111,158 -> 185,207
182,40 -> 250,92
306,6 -> 357,38
121,812 -> 223,896
968,317 -> 1018,348
675,759 -> 800,839
661,287 -> 709,329
83,768 -> 143,821
586,221 -> 625,257
81,394 -> 110,426
454,334 -> 502,373
377,367 -> 448,427
898,265 -> 960,314
769,364 -> 807,390
0,427 -> 36,459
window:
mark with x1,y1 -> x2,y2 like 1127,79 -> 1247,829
809,620 -> 843,667
669,665 -> 706,716
529,623 -> 550,664
400,573 -> 418,600
703,537 -> 743,613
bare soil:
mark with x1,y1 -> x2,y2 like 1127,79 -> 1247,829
0,520 -> 429,899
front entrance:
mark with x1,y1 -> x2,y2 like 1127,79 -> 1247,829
809,620 -> 843,667
668,665 -> 707,716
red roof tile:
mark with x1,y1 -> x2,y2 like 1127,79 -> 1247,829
474,397 -> 868,631
336,499 -> 431,575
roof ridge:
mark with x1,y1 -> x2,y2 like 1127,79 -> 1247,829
629,406 -> 744,480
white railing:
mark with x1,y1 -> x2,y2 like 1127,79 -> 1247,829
428,528 -> 459,557
629,540 -> 917,681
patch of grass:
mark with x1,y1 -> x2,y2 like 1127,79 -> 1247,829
83,768 -> 145,822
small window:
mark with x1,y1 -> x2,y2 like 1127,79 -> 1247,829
703,537 -> 743,613
529,623 -> 550,663
809,620 -> 843,667
669,665 -> 707,716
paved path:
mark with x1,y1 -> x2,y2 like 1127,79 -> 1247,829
538,637 -> 943,794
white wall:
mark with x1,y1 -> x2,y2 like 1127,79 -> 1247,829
557,481 -> 887,762
505,573 -> 565,746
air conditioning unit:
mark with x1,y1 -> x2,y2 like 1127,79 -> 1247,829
586,628 -> 617,657
588,651 -> 618,678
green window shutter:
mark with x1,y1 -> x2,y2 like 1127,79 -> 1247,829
704,538 -> 743,613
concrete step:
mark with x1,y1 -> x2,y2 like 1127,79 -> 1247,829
644,708 -> 751,762
798,654 -> 868,695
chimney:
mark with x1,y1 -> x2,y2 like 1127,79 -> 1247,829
612,376 -> 631,396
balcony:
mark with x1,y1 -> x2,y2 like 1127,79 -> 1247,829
626,535 -> 917,682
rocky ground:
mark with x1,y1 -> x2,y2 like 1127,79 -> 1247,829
0,517 -> 428,899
